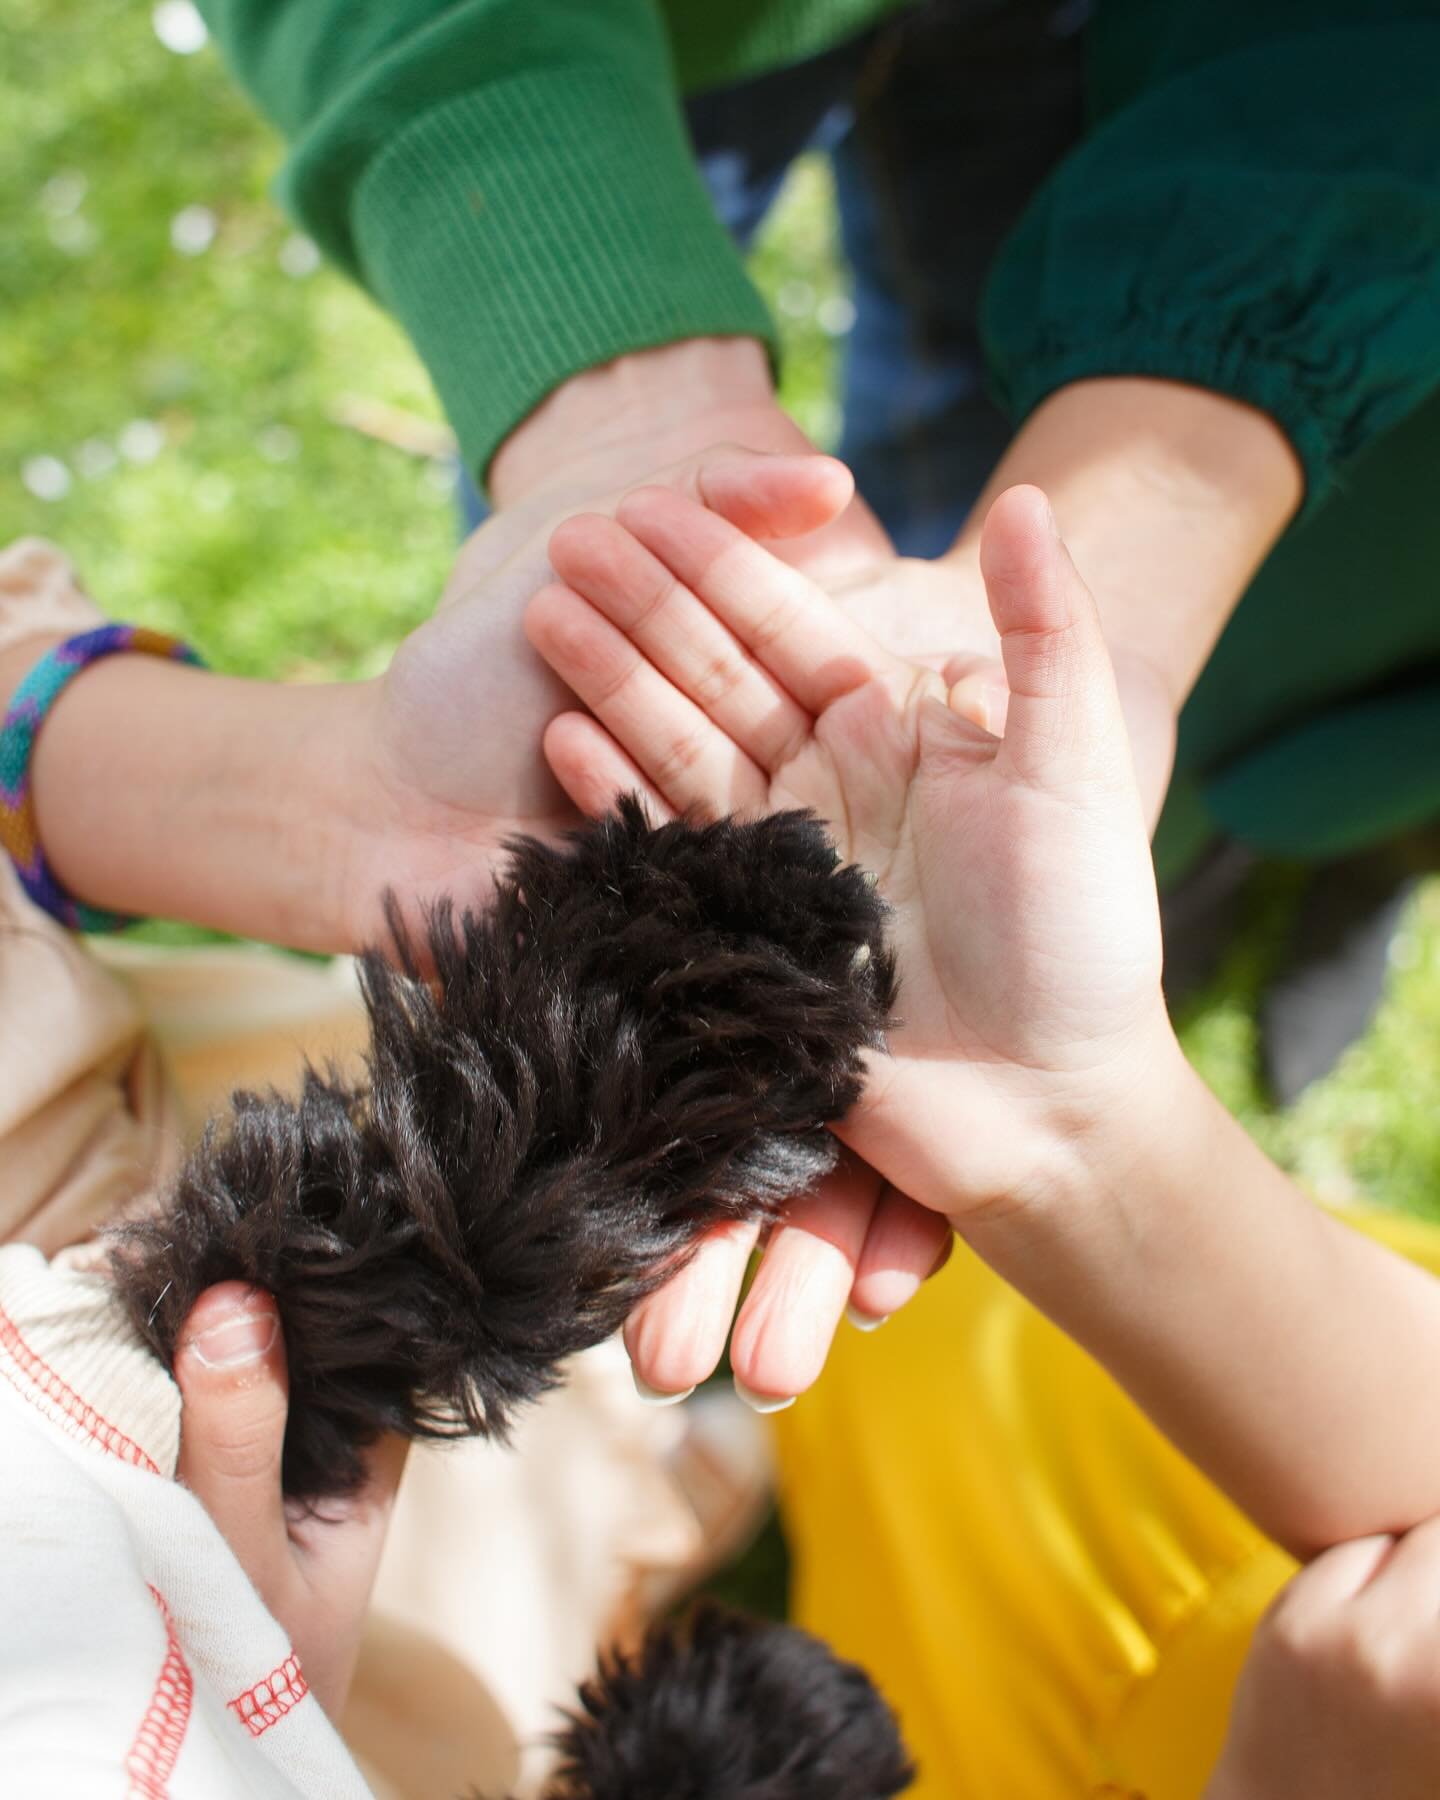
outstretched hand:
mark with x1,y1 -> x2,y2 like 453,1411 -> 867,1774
525,483 -> 1171,1400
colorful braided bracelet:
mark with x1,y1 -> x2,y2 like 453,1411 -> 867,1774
0,624 -> 205,931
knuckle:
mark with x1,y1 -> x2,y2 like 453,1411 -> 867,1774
188,1415 -> 284,1484
749,591 -> 802,651
1343,1623 -> 1407,1696
690,652 -> 745,709
1258,1597 -> 1328,1668
631,570 -> 683,632
652,732 -> 705,788
590,651 -> 637,705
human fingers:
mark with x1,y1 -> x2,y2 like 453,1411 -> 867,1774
525,580 -> 769,818
541,711 -> 674,821
690,450 -> 857,543
978,485 -> 1133,798
624,1219 -> 764,1400
173,1283 -> 291,1600
848,1188 -> 954,1325
727,1153 -> 883,1409
1354,1515 -> 1440,1626
1263,1534 -> 1398,1642
548,511 -> 815,773
615,486 -> 908,717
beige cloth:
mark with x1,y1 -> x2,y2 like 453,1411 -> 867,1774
0,540 -> 704,1798
0,1244 -> 374,1797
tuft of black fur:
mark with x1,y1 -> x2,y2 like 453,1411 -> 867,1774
535,1604 -> 915,1799
111,800 -> 894,1500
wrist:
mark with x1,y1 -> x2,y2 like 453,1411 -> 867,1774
957,1015 -> 1200,1243
489,337 -> 797,508
0,631 -> 66,713
28,654 -> 367,954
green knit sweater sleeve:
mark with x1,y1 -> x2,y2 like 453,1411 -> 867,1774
981,3 -> 1440,514
197,0 -> 776,485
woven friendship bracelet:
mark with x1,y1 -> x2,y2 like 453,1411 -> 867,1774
0,624 -> 204,931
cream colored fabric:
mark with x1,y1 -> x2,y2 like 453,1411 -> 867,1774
0,1244 -> 371,1797
0,540 -> 703,1799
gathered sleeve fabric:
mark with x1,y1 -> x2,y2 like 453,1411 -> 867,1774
981,4 -> 1440,513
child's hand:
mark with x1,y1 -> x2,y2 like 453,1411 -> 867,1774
526,482 -> 1170,1227
1206,1523 -> 1440,1800
174,1283 -> 407,1722
528,481 -> 1440,1551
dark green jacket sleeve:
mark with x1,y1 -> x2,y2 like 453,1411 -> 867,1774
197,0 -> 775,485
981,3 -> 1440,512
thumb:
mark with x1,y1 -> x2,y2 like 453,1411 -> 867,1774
174,1283 -> 291,1596
978,484 -> 1129,794
692,448 -> 858,542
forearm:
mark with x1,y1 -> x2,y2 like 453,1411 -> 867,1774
950,378 -> 1302,712
1,638 -> 367,953
963,1039 -> 1440,1558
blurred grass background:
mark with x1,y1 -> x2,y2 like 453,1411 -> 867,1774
4,0 -> 1438,1353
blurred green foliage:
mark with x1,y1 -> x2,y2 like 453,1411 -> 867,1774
1,0 -> 846,681
3,0 -> 1437,1220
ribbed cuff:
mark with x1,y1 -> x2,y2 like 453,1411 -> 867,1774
0,1244 -> 180,1478
990,331 -> 1329,524
351,72 -> 777,490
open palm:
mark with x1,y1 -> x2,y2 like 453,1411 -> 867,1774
527,483 -> 1167,1224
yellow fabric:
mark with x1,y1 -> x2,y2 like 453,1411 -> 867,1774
775,1208 -> 1440,1800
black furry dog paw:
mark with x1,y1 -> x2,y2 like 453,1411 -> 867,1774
535,1604 -> 914,1800
112,800 -> 894,1500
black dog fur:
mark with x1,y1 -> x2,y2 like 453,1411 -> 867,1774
531,1604 -> 915,1800
111,799 -> 895,1500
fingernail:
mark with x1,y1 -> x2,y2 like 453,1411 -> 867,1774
733,1377 -> 796,1415
846,1304 -> 891,1333
981,680 -> 1009,734
186,1309 -> 278,1371
631,1368 -> 695,1407
852,942 -> 872,971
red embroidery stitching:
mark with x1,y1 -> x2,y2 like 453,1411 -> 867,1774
0,1300 -> 159,1472
228,1652 -> 310,1738
126,1587 -> 193,1799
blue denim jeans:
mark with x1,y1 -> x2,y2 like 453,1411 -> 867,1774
460,0 -> 1088,556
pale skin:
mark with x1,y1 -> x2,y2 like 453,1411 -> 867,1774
524,480 -> 1440,1561
0,444 -> 852,950
179,1275 -> 1440,1798
1204,1523 -> 1440,1800
170,472 -> 1440,1793
170,1282 -> 406,1722
1,343 -> 1302,1404
478,341 -> 1303,1401
0,441 -> 952,1389
13,373 -> 1434,1787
